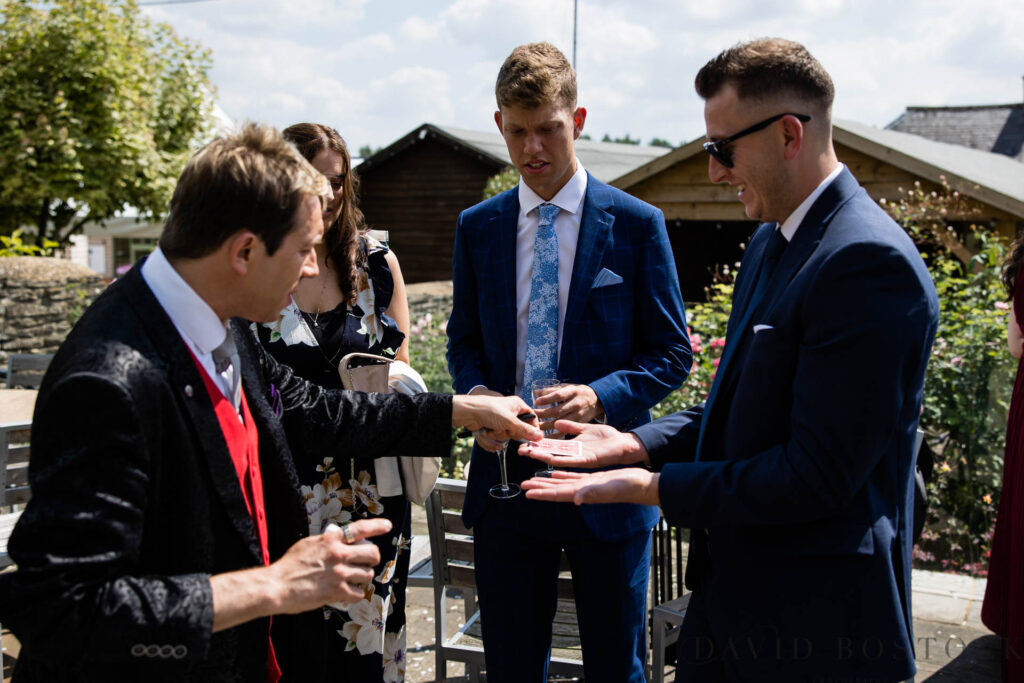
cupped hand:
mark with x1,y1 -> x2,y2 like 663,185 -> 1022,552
274,517 -> 392,612
518,420 -> 649,468
520,468 -> 660,506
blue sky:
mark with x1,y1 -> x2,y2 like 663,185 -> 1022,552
142,0 -> 1024,153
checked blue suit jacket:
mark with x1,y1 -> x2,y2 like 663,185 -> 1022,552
447,174 -> 692,541
635,168 -> 939,682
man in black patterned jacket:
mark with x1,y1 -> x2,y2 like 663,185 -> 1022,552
0,123 -> 539,682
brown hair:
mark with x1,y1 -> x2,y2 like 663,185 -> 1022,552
1003,235 -> 1024,298
282,122 -> 367,305
495,42 -> 576,110
694,38 -> 834,116
160,122 -> 328,260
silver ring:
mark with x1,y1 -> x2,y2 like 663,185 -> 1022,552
341,525 -> 356,545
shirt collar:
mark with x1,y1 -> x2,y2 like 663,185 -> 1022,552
779,163 -> 845,241
518,160 -> 588,217
140,246 -> 229,355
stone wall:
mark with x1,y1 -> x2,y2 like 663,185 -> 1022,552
0,257 -> 106,366
0,267 -> 453,368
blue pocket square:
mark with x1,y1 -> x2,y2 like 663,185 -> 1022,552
593,268 -> 624,288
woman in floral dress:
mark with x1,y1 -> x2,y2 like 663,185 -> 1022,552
255,122 -> 411,682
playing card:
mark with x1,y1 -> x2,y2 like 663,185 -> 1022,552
530,438 -> 584,458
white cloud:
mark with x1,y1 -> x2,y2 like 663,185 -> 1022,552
140,0 -> 1024,151
399,16 -> 444,43
345,32 -> 397,55
367,67 -> 455,129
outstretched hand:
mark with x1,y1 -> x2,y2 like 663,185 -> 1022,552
453,394 -> 542,444
517,420 -> 649,468
521,468 -> 661,506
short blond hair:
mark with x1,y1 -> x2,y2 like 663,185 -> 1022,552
495,42 -> 576,110
160,122 -> 329,259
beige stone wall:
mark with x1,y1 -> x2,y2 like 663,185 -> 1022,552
0,257 -> 106,365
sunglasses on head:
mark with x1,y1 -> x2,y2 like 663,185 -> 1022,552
703,113 -> 811,168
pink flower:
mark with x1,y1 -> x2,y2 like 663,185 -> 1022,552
712,358 -> 721,368
995,301 -> 1010,310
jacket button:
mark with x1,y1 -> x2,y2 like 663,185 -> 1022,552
146,644 -> 161,657
185,385 -> 194,397
131,644 -> 146,657
173,645 -> 188,659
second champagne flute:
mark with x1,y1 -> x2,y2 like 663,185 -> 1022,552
531,378 -> 561,477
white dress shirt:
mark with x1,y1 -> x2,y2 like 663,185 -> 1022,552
513,161 -> 588,398
779,163 -> 845,242
141,246 -> 239,409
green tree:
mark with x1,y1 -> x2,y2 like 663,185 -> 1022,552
0,0 -> 214,247
600,133 -> 640,145
357,144 -> 380,159
648,137 -> 674,148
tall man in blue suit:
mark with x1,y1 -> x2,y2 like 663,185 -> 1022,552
446,42 -> 691,682
523,38 -> 939,683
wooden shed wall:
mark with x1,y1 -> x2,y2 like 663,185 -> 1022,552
357,138 -> 505,283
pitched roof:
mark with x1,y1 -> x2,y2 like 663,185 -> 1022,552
886,104 -> 1024,162
834,118 -> 1024,216
357,123 -> 670,183
611,119 -> 1024,220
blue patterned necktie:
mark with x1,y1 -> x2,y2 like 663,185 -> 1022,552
521,203 -> 561,403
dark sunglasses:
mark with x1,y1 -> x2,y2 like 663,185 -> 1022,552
703,113 -> 811,168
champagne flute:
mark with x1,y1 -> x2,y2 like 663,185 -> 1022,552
531,378 -> 561,477
489,437 -> 520,499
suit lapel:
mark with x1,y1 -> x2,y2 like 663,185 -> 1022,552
696,168 -> 862,460
755,168 -> 859,318
123,266 -> 263,562
488,192 -> 520,376
563,175 -> 614,346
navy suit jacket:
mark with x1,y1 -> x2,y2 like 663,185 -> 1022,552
447,174 -> 691,541
634,168 -> 938,681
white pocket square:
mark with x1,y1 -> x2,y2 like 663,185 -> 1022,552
593,268 -> 624,288
752,324 -> 774,333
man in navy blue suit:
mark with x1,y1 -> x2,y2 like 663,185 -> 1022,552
446,42 -> 691,682
523,38 -> 939,683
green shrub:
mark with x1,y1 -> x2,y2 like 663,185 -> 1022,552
882,181 -> 1012,575
407,309 -> 471,478
0,228 -> 58,256
652,276 -> 732,419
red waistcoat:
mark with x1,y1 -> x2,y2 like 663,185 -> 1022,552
190,353 -> 281,683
